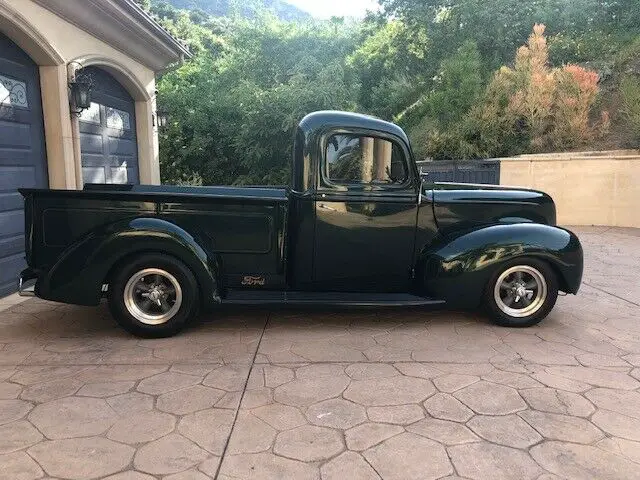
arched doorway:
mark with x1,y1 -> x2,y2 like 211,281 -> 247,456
79,66 -> 140,184
0,32 -> 47,297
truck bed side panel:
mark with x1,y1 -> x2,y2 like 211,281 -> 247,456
161,200 -> 287,287
34,197 -> 156,269
21,188 -> 288,299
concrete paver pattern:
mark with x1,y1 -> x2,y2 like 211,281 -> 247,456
0,226 -> 638,479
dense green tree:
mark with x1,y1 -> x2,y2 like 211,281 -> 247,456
379,0 -> 640,68
157,16 -> 357,185
150,0 -> 639,184
397,41 -> 484,159
347,20 -> 431,117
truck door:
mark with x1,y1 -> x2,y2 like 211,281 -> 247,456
313,131 -> 418,292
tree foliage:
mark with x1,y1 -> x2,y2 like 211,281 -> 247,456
147,0 -> 640,185
487,25 -> 608,153
426,25 -> 610,159
156,15 -> 357,185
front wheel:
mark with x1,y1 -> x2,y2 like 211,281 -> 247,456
485,258 -> 558,328
108,253 -> 199,338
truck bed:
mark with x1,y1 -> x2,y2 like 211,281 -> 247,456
20,184 -> 289,293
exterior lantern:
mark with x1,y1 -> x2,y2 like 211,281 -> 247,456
69,78 -> 92,113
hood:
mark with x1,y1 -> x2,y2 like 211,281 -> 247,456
430,182 -> 556,234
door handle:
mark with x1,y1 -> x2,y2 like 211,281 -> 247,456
318,204 -> 337,212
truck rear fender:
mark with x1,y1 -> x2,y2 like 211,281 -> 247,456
42,218 -> 222,308
416,223 -> 583,308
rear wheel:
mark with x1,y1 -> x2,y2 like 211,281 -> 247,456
108,254 -> 199,338
485,258 -> 558,328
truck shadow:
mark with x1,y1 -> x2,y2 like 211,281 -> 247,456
3,298 -> 575,367
192,304 -> 491,330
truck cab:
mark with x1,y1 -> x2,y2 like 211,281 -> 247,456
289,111 -> 426,293
19,111 -> 583,337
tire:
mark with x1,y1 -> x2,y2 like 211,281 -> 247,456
108,253 -> 199,338
485,257 -> 558,328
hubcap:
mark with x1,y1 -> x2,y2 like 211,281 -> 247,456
123,268 -> 182,325
494,265 -> 547,318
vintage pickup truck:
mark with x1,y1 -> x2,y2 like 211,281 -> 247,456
19,111 -> 583,337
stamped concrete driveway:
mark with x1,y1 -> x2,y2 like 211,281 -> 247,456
0,226 -> 639,480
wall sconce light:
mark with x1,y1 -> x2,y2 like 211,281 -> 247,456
68,63 -> 93,115
69,79 -> 92,113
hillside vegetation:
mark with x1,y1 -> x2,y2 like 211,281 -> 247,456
159,0 -> 309,20
137,0 -> 640,185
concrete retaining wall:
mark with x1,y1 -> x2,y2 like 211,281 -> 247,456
499,151 -> 640,228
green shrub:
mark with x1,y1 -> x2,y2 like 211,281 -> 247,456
396,42 -> 483,129
464,24 -> 607,157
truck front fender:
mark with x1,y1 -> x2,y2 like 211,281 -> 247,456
417,223 -> 583,308
39,217 -> 221,308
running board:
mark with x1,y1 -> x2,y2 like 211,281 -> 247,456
222,290 -> 445,307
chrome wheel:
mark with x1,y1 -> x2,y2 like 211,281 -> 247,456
123,268 -> 182,325
493,265 -> 547,318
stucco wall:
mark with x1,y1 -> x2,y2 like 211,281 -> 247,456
0,0 -> 160,187
3,0 -> 156,93
500,153 -> 640,228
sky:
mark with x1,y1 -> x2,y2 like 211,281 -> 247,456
285,0 -> 380,19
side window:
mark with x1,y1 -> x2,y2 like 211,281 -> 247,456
325,134 -> 408,186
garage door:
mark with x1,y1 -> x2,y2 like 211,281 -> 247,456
79,66 -> 139,184
0,33 -> 48,297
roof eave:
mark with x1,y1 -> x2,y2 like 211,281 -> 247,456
115,0 -> 192,60
33,0 -> 192,72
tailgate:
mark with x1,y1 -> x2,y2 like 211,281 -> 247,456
19,189 -> 35,268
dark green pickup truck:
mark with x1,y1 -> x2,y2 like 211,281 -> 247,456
19,111 -> 583,337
